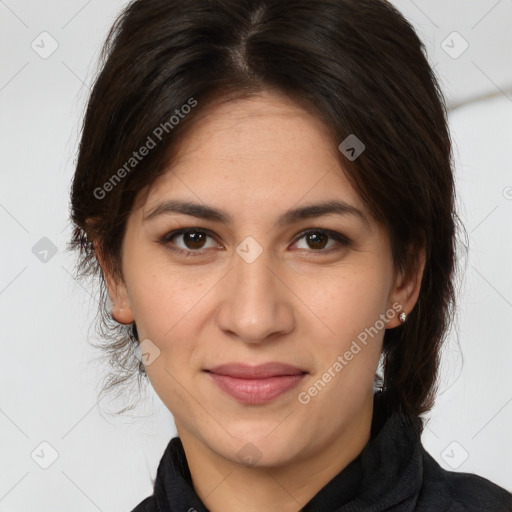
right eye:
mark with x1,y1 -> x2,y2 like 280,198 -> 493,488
159,228 -> 221,257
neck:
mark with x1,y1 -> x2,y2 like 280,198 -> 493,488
178,397 -> 374,512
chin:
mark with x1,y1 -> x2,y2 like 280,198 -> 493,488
210,424 -> 305,468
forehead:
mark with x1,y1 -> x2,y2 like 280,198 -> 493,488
135,90 -> 369,227
170,90 -> 337,159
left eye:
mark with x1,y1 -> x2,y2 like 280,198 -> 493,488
160,228 -> 351,256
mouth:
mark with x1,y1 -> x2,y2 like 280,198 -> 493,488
205,362 -> 308,405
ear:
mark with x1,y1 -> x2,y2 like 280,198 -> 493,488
93,241 -> 135,325
386,244 -> 426,329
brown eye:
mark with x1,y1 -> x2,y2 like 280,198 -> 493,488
304,232 -> 329,250
160,228 -> 218,256
294,229 -> 351,253
180,231 -> 208,250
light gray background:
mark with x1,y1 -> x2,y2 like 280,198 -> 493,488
1,1 -> 511,510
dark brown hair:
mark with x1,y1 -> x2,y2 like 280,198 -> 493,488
68,0 -> 465,425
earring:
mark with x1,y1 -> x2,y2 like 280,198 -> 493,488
399,311 -> 407,323
111,307 -> 124,323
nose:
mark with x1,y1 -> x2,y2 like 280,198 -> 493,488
215,242 -> 295,344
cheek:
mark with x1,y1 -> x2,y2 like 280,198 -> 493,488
293,260 -> 391,347
127,269 -> 208,416
130,272 -> 202,339
291,262 -> 389,410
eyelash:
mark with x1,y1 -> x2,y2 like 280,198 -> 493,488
159,227 -> 352,258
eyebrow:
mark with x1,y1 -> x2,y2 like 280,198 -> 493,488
143,199 -> 370,229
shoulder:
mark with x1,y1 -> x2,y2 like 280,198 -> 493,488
420,447 -> 512,511
129,496 -> 155,512
446,470 -> 512,511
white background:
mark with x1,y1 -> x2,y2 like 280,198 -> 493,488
1,1 -> 511,510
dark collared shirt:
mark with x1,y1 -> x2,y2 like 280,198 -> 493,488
130,391 -> 512,511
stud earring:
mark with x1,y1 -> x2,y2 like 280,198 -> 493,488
111,307 -> 124,323
399,311 -> 407,323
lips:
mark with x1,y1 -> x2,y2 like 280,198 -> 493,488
205,362 -> 307,404
208,362 -> 306,378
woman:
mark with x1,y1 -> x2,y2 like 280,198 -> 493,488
68,0 -> 512,510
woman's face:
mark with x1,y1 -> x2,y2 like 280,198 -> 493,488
106,89 -> 421,468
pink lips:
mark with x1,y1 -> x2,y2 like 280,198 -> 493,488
206,362 -> 307,404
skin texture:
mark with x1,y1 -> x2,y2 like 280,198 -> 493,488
97,89 -> 425,511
